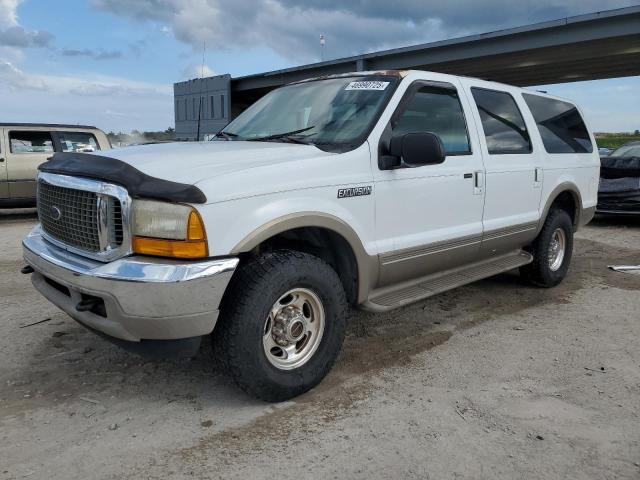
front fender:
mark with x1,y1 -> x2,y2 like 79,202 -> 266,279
198,190 -> 378,303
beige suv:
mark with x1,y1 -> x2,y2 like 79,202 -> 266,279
0,123 -> 111,207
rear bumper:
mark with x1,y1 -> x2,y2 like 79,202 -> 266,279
23,226 -> 239,341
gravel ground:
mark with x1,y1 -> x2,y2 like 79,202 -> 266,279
1,209 -> 639,480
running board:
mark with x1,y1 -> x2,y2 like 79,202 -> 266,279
364,250 -> 533,312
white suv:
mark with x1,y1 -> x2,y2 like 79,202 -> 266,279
23,70 -> 599,401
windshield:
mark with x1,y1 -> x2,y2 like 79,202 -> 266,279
218,76 -> 399,151
611,144 -> 640,158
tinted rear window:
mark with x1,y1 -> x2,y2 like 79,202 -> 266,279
471,88 -> 531,155
523,93 -> 593,154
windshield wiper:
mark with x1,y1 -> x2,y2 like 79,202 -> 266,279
246,126 -> 316,143
272,136 -> 315,145
214,131 -> 238,141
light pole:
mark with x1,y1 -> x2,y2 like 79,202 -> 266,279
320,35 -> 325,62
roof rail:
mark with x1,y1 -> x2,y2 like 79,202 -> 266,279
0,122 -> 99,129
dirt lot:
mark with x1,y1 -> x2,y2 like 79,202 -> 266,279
1,209 -> 639,480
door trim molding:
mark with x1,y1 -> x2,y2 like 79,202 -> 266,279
379,220 -> 538,266
482,221 -> 538,242
377,220 -> 539,287
380,233 -> 482,265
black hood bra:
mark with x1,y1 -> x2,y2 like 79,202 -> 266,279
39,152 -> 207,204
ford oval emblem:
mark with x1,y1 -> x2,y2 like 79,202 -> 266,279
50,206 -> 62,221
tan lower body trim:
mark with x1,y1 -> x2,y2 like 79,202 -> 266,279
376,221 -> 539,288
378,234 -> 482,287
480,221 -> 538,255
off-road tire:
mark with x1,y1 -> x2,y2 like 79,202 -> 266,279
212,250 -> 347,402
520,208 -> 574,287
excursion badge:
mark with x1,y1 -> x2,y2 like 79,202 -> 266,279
337,186 -> 372,198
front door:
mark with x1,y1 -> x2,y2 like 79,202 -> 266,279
6,130 -> 55,200
373,79 -> 486,287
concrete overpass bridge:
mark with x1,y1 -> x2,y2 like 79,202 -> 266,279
174,6 -> 640,139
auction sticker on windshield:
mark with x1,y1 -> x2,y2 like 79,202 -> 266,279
345,81 -> 390,91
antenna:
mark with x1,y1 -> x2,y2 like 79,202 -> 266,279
320,35 -> 325,62
196,40 -> 206,142
201,40 -> 206,78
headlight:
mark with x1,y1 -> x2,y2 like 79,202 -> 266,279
131,199 -> 208,259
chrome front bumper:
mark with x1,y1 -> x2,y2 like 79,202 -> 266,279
23,226 -> 239,342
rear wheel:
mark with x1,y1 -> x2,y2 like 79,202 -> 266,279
212,250 -> 347,402
520,208 -> 574,287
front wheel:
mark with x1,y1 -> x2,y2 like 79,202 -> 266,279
212,250 -> 347,402
520,208 -> 574,287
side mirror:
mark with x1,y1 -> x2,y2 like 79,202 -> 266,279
381,132 -> 446,169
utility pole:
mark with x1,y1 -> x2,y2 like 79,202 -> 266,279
196,40 -> 205,142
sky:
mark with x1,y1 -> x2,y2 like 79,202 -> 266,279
0,0 -> 639,133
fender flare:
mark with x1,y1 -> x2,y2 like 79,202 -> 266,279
537,182 -> 584,235
231,212 -> 378,303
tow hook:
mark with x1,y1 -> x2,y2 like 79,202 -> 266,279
20,265 -> 34,274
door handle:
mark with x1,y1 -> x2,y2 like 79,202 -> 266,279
473,171 -> 484,195
474,171 -> 484,188
464,173 -> 473,179
534,167 -> 543,187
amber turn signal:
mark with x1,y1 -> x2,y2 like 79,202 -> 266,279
132,236 -> 208,259
133,209 -> 208,259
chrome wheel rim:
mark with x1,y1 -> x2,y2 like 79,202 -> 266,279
548,228 -> 566,272
263,288 -> 325,370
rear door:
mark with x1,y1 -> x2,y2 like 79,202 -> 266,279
0,129 -> 8,200
464,83 -> 543,255
6,129 -> 55,200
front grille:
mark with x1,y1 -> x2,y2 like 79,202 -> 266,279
39,182 -> 101,251
38,181 -> 123,253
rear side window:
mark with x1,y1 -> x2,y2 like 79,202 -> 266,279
471,88 -> 531,155
57,132 -> 100,152
392,86 -> 471,154
9,131 -> 54,154
522,93 -> 593,154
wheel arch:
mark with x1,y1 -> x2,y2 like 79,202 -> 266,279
230,212 -> 378,305
537,182 -> 583,235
